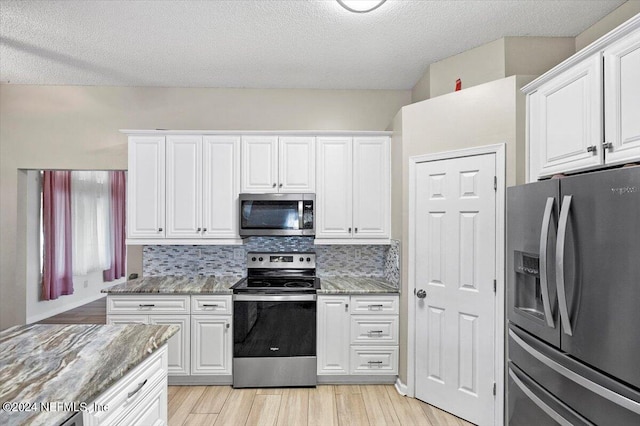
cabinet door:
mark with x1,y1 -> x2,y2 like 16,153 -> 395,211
117,378 -> 167,426
191,315 -> 232,375
317,296 -> 350,375
604,30 -> 640,165
241,136 -> 278,193
166,135 -> 202,239
149,315 -> 190,376
279,136 -> 315,192
353,137 -> 390,239
127,136 -> 165,239
316,137 -> 353,239
202,136 -> 240,238
535,54 -> 603,177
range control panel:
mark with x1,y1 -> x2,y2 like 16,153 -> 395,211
246,252 -> 316,269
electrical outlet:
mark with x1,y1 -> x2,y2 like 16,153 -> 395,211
234,248 -> 244,260
354,248 -> 361,260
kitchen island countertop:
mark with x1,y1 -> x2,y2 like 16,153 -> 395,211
319,276 -> 399,294
102,275 -> 241,294
0,323 -> 178,426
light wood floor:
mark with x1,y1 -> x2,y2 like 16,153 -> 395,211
168,385 -> 474,426
38,298 -> 475,426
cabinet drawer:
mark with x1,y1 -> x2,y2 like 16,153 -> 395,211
350,346 -> 398,375
350,315 -> 398,345
350,296 -> 398,314
87,346 -> 167,425
107,295 -> 190,314
191,295 -> 232,314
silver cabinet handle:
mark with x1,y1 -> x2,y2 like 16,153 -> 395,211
416,289 -> 426,299
279,183 -> 283,188
586,145 -> 597,153
139,304 -> 155,307
345,303 -> 349,312
367,361 -> 383,365
602,142 -> 613,151
367,330 -> 384,335
197,227 -> 201,232
158,228 -> 163,232
272,183 -> 277,188
226,322 -> 230,329
202,304 -> 219,307
539,197 -> 555,328
348,227 -> 352,233
556,195 -> 573,336
203,228 -> 207,232
368,304 -> 384,310
127,379 -> 148,399
355,227 -> 358,233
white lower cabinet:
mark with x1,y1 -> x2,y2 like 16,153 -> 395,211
85,345 -> 168,425
148,315 -> 190,376
191,315 -> 232,375
317,294 -> 399,380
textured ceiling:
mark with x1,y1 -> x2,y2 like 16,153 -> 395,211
0,0 -> 627,90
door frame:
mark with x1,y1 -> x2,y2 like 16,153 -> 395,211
407,143 -> 506,425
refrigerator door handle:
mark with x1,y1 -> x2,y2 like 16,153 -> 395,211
508,368 -> 577,426
510,329 -> 640,415
556,195 -> 573,336
539,197 -> 556,328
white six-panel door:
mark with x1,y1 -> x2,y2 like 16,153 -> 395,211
414,153 -> 496,425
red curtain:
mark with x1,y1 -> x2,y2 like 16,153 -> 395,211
42,171 -> 74,300
103,171 -> 126,282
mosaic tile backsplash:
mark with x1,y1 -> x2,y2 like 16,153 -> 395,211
143,237 -> 400,289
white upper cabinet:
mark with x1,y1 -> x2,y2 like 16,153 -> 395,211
166,135 -> 202,239
316,136 -> 390,242
353,137 -> 390,239
241,136 -> 315,193
127,136 -> 165,239
278,137 -> 315,192
533,54 -> 603,178
241,136 -> 279,192
604,29 -> 640,165
525,15 -> 640,180
202,136 -> 241,238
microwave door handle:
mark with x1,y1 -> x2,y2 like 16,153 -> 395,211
556,195 -> 573,336
298,201 -> 304,230
539,197 -> 555,328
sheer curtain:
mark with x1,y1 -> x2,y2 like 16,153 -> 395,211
103,171 -> 126,282
71,171 -> 111,275
42,171 -> 74,300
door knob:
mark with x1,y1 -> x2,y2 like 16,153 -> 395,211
416,289 -> 427,299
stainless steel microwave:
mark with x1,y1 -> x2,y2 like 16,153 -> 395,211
239,193 -> 315,236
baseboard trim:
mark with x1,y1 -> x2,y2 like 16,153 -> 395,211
317,375 -> 397,385
394,377 -> 408,396
169,375 -> 233,385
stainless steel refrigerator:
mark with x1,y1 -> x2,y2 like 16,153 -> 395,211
507,166 -> 640,425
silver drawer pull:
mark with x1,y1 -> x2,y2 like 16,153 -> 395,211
202,304 -> 219,307
367,361 -> 383,365
368,330 -> 384,335
127,379 -> 148,399
139,304 -> 155,307
368,304 -> 384,310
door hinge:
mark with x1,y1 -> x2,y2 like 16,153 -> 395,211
493,176 -> 497,191
493,382 -> 496,396
493,279 -> 496,293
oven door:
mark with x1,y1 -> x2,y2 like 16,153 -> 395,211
233,294 -> 316,357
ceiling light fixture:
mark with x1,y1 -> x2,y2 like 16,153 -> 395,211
337,0 -> 387,13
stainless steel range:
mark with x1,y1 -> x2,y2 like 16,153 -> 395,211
231,252 -> 320,388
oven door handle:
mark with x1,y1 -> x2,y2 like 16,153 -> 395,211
233,294 -> 317,302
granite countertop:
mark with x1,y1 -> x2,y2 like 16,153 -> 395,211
0,323 -> 178,426
319,276 -> 399,294
102,275 -> 242,294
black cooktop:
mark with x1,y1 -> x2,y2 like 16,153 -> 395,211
232,276 -> 320,293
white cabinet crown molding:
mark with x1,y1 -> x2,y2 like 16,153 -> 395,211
120,129 -> 393,137
522,13 -> 640,94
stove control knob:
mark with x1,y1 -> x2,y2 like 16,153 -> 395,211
251,257 -> 256,262
306,257 -> 311,262
258,257 -> 263,262
299,257 -> 304,262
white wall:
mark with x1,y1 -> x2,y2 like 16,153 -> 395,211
0,84 -> 411,329
575,1 -> 640,51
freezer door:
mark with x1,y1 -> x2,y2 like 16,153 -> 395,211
507,179 -> 560,347
557,166 -> 640,389
509,324 -> 640,425
508,363 -> 593,426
